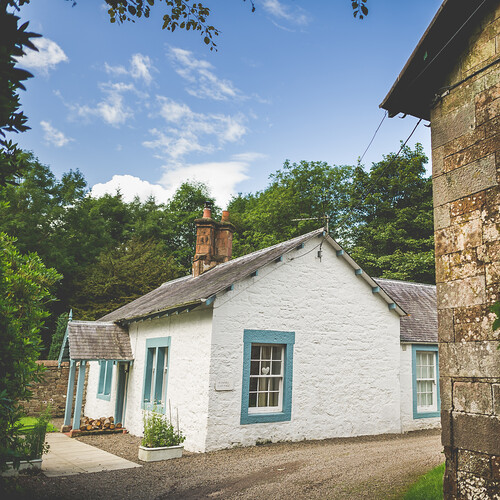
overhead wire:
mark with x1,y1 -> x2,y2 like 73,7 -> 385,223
358,110 -> 388,164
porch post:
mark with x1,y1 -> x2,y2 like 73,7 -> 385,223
63,359 -> 77,427
72,360 -> 87,430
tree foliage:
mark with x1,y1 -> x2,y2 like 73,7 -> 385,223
0,233 -> 61,465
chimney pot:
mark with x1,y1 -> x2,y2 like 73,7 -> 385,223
203,201 -> 212,219
221,210 -> 230,222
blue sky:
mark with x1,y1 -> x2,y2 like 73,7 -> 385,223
15,0 -> 442,206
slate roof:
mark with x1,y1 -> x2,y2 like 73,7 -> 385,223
100,228 -> 406,323
374,278 -> 437,343
101,229 -> 325,322
59,321 -> 134,361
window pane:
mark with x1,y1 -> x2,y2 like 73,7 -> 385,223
249,378 -> 257,391
269,392 -> 279,406
270,377 -> 280,391
258,392 -> 268,407
261,361 -> 271,375
261,346 -> 272,360
271,361 -> 281,375
251,345 -> 260,359
258,377 -> 269,392
250,361 -> 259,375
249,393 -> 257,407
272,346 -> 282,360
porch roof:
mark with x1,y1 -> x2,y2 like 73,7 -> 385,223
58,320 -> 133,363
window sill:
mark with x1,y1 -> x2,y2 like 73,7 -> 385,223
142,402 -> 165,413
413,410 -> 439,419
97,393 -> 111,401
241,411 -> 291,425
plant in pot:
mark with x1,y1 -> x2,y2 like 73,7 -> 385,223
2,406 -> 52,476
139,406 -> 185,462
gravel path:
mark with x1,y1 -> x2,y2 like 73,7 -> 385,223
4,427 -> 442,500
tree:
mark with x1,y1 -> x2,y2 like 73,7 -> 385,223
0,233 -> 61,466
347,144 -> 434,283
72,238 -> 182,320
228,160 -> 355,257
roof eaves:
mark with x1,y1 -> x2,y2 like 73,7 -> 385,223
324,235 -> 407,316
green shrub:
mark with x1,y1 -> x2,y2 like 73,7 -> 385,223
18,406 -> 52,460
142,409 -> 185,448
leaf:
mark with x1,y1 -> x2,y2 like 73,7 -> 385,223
204,36 -> 210,44
361,5 -> 368,15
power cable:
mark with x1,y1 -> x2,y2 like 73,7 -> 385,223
358,110 -> 388,164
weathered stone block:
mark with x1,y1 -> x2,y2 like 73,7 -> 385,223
434,204 -> 451,230
437,276 -> 486,309
457,449 -> 492,476
432,145 -> 445,178
493,456 -> 500,480
483,222 -> 500,243
454,304 -> 498,342
482,186 -> 500,224
434,154 -> 497,205
463,36 -> 496,73
438,308 -> 454,342
494,385 -> 500,416
453,413 -> 500,455
453,381 -> 493,415
475,81 -> 500,126
443,137 -> 498,174
435,219 -> 482,257
442,409 -> 453,447
450,191 -> 486,217
439,341 -> 500,378
457,471 -> 500,499
436,249 -> 484,283
440,377 -> 453,410
431,101 -> 475,150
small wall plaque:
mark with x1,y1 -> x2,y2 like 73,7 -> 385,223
215,379 -> 234,391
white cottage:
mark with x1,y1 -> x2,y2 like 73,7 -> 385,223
59,207 -> 440,452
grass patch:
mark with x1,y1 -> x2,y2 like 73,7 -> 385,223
403,462 -> 445,500
18,417 -> 57,433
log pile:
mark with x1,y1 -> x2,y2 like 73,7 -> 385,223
79,416 -> 123,432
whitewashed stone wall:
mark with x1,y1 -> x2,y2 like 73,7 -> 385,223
84,361 -> 117,420
85,308 -> 213,452
205,237 -> 402,451
399,345 -> 441,432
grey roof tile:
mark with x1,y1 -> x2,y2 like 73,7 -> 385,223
100,228 -> 325,322
374,278 -> 437,343
66,321 -> 133,360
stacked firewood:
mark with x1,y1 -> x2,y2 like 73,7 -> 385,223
79,416 -> 122,432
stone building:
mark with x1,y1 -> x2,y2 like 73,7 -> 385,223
59,208 -> 440,452
381,0 -> 500,497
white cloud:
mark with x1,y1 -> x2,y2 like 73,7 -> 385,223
91,175 -> 171,203
105,53 -> 154,85
159,156 -> 254,207
169,47 -> 242,101
261,0 -> 310,26
17,38 -> 68,75
72,82 -> 135,127
40,121 -> 74,147
143,96 -> 246,160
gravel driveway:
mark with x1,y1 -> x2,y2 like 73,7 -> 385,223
5,428 -> 442,500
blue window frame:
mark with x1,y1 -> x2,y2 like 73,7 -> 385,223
412,344 -> 440,419
142,337 -> 171,412
241,329 -> 295,425
97,360 -> 114,401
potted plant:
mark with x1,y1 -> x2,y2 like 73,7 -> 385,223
2,407 -> 52,476
138,406 -> 185,462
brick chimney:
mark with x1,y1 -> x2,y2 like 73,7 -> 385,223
193,203 -> 235,277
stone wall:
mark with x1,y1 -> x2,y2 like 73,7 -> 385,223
431,5 -> 500,498
21,360 -> 88,419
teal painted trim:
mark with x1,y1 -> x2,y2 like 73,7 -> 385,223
142,337 -> 171,413
412,344 -> 440,419
97,360 -> 113,401
63,360 -> 76,427
275,256 -> 283,263
114,363 -> 127,424
336,250 -> 344,257
240,330 -> 295,425
205,295 -> 216,306
296,243 -> 304,249
355,268 -> 363,275
372,286 -> 380,293
73,361 -> 87,429
388,303 -> 396,311
226,284 -> 234,291
251,270 -> 258,277
57,322 -> 70,367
